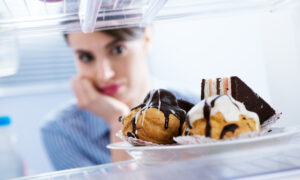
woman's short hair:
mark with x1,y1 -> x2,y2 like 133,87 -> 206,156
64,27 -> 145,42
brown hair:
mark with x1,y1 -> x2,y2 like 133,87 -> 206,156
64,27 -> 145,43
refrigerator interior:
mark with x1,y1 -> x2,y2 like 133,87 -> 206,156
0,0 -> 300,178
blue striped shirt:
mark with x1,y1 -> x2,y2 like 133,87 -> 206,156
41,87 -> 198,170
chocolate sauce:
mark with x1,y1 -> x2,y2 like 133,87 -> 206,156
184,128 -> 189,136
210,95 -> 222,107
178,99 -> 195,113
118,116 -> 123,122
203,100 -> 211,137
127,132 -> 137,138
201,79 -> 205,100
186,95 -> 239,138
228,95 -> 240,110
130,89 -> 187,138
220,124 -> 239,139
131,115 -> 137,138
204,96 -> 222,137
216,78 -> 221,95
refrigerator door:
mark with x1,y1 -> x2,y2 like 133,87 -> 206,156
0,0 -> 299,34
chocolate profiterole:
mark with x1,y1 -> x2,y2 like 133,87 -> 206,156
183,95 -> 260,140
121,89 -> 194,144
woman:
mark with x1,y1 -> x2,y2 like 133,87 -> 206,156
42,26 -> 197,171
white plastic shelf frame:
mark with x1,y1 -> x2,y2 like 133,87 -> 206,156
0,0 -> 299,34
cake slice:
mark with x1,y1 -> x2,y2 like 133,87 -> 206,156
201,76 -> 275,125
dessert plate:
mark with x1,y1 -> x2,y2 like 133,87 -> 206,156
107,127 -> 300,163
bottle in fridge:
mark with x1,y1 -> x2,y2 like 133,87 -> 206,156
0,116 -> 23,179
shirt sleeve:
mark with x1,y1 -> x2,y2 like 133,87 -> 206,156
41,123 -> 95,170
41,103 -> 112,171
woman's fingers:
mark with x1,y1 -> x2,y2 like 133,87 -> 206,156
71,76 -> 130,124
72,77 -> 84,104
80,78 -> 99,100
72,77 -> 97,108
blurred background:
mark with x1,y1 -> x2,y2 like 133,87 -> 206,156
0,2 -> 300,176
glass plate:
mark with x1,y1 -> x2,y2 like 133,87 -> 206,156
107,127 -> 300,164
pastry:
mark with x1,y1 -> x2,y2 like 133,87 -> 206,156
121,89 -> 192,144
183,95 -> 260,140
201,76 -> 275,124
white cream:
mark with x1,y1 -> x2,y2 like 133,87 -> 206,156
211,79 -> 217,96
228,78 -> 232,95
219,78 -> 224,94
187,95 -> 260,130
204,80 -> 210,98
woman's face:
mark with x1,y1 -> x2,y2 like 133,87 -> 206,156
68,29 -> 151,106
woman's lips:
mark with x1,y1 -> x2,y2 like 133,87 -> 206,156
101,84 -> 122,95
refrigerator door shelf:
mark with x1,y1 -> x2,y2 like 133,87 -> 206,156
0,0 -> 298,34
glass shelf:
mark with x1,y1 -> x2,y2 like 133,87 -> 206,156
13,136 -> 300,180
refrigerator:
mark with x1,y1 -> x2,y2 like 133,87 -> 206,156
1,0 -> 300,179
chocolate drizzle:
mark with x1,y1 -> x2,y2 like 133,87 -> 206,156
203,95 -> 224,137
228,95 -> 240,110
203,100 -> 211,137
118,116 -> 123,122
210,95 -> 222,107
178,99 -> 195,113
201,79 -> 205,100
219,124 -> 239,139
130,89 -> 188,138
186,95 -> 241,138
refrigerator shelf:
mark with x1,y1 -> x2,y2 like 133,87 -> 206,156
13,142 -> 300,180
0,0 -> 299,34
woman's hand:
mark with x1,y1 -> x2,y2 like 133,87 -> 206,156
71,76 -> 130,127
72,76 -> 132,162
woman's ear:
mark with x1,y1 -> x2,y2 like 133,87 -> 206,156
144,26 -> 152,52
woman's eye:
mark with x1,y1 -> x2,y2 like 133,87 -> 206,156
79,53 -> 94,63
112,45 -> 125,55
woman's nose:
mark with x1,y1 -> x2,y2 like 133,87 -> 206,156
96,59 -> 115,81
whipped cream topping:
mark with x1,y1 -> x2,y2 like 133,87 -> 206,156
187,95 -> 260,130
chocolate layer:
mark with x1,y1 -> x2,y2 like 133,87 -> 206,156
201,79 -> 205,100
220,124 -> 239,139
230,76 -> 275,125
216,78 -> 221,95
